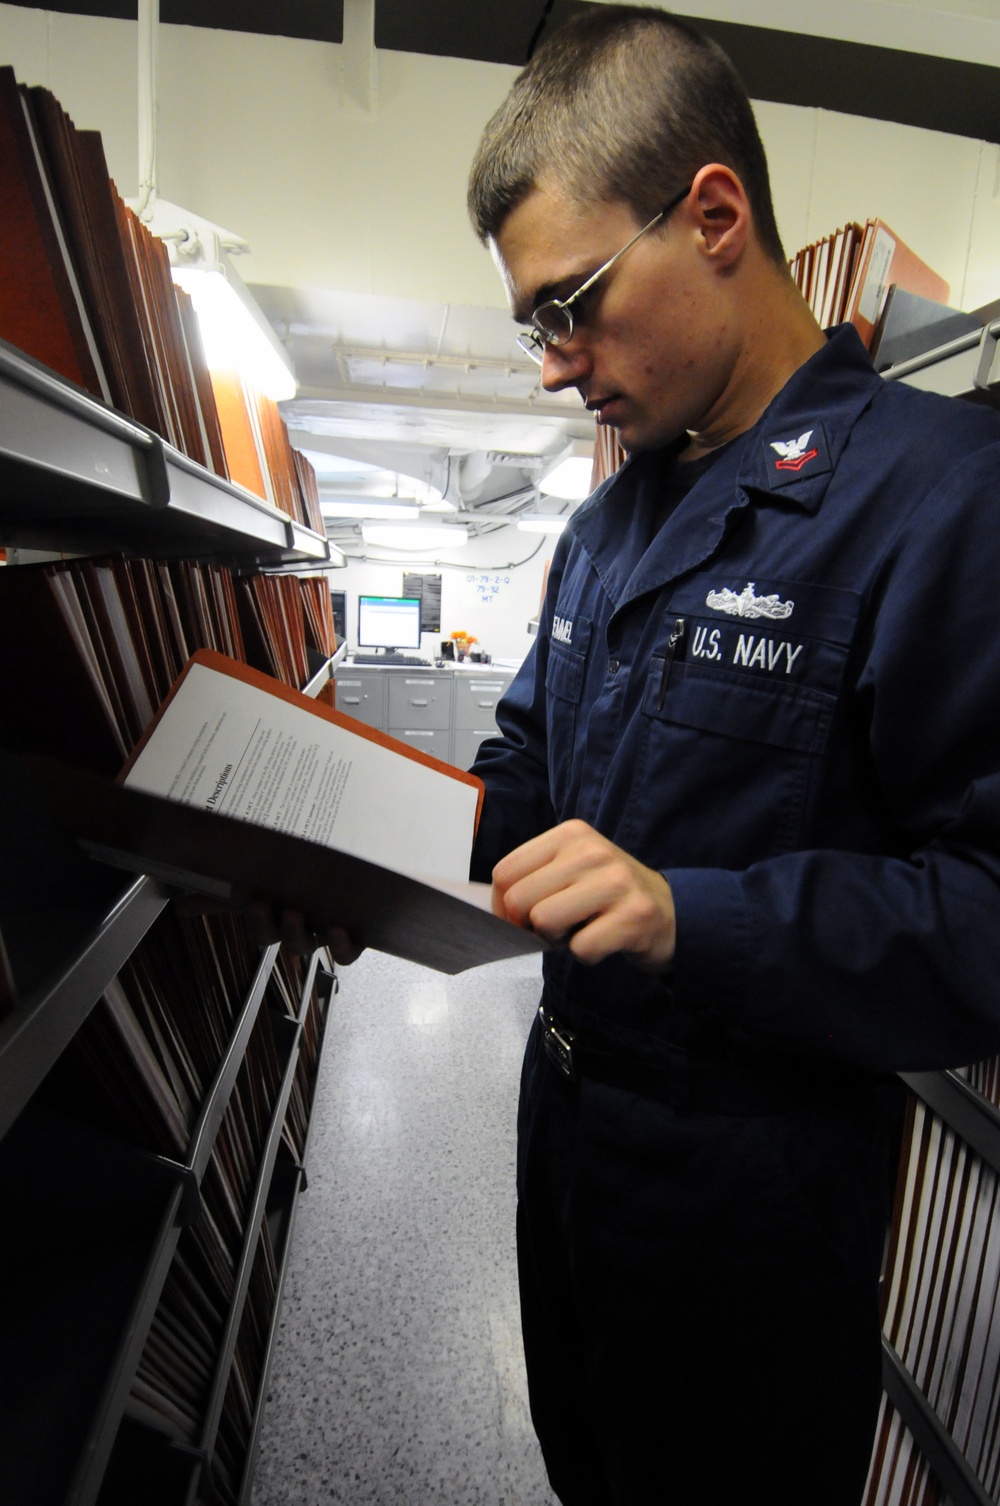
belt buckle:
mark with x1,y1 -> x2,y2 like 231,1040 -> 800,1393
539,1005 -> 578,1082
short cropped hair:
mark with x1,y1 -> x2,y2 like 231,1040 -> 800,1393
468,4 -> 785,266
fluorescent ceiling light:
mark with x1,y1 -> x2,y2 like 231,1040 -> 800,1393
299,449 -> 379,479
539,440 -> 595,500
362,523 -> 469,550
517,514 -> 569,535
320,499 -> 419,520
172,261 -> 296,402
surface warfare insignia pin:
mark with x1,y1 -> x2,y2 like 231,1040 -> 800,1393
705,583 -> 794,620
769,430 -> 818,472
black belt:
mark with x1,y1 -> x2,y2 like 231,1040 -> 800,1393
537,1004 -> 854,1116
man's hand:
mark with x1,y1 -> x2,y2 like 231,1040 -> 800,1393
491,819 -> 676,972
245,904 -> 366,965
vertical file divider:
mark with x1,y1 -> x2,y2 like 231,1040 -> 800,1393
236,962 -> 334,1504
66,1182 -> 188,1506
181,942 -> 282,1195
66,940 -> 282,1502
0,875 -> 171,1142
182,1010 -> 304,1505
881,1337 -> 993,1506
876,1069 -> 1000,1505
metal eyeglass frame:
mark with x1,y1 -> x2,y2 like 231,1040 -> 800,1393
516,183 -> 692,365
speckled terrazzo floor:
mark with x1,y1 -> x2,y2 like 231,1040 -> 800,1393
250,948 -> 559,1506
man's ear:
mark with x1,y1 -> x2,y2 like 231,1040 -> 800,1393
688,163 -> 750,265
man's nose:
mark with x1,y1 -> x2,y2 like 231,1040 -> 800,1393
540,337 -> 592,393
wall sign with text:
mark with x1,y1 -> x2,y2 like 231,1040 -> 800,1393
467,573 -> 511,604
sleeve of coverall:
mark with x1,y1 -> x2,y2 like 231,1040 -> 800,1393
467,546 -> 564,884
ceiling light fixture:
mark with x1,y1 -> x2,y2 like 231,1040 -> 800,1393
361,523 -> 469,551
172,248 -> 297,403
538,439 -> 596,501
320,499 -> 420,520
517,514 -> 570,535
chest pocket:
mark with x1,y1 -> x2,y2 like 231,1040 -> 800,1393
644,576 -> 860,754
544,614 -> 593,814
545,615 -> 593,704
625,578 -> 862,862
643,664 -> 836,754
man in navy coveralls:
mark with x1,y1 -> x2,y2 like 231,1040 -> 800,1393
460,7 -> 1000,1503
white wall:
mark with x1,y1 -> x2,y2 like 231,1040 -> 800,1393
1,4 -> 998,311
758,99 -> 1000,311
335,522 -> 550,664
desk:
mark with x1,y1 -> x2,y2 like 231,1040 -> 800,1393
333,661 -> 518,769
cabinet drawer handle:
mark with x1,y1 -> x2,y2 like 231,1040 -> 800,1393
341,696 -> 361,705
410,698 -> 430,707
476,699 -> 495,708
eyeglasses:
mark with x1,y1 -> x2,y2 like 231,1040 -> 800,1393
516,184 -> 692,365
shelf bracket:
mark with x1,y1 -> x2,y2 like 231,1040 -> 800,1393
973,322 -> 1000,392
317,966 -> 339,1005
149,1154 -> 202,1226
142,432 -> 172,508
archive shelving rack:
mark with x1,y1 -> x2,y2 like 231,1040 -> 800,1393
862,321 -> 1000,1506
0,334 -> 340,1506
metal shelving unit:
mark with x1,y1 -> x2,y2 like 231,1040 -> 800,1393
0,876 -> 172,1141
877,1070 -> 1000,1506
883,317 -> 1000,404
0,330 -> 341,1502
0,339 -> 332,565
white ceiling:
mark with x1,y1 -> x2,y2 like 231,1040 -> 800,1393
255,284 -> 596,539
239,0 -> 1000,541
657,0 -> 1000,66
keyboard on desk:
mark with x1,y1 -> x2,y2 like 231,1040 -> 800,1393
352,653 -> 432,666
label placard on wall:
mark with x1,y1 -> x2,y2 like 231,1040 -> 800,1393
467,572 -> 512,605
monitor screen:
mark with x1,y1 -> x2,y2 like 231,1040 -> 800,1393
357,595 -> 422,650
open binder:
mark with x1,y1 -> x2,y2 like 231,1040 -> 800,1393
28,651 -> 543,976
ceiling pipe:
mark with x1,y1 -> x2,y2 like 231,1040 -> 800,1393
135,0 -> 159,219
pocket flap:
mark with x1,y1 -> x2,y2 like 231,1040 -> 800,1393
642,663 -> 836,754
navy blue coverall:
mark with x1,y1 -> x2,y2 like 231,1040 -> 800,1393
470,326 -> 1000,1505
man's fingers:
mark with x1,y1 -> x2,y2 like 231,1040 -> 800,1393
491,819 -> 677,971
493,820 -> 608,926
244,902 -> 365,963
324,927 -> 366,966
493,818 -> 594,892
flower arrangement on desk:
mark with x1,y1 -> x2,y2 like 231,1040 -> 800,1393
449,630 -> 478,661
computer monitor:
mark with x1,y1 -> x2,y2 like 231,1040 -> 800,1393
357,594 -> 422,652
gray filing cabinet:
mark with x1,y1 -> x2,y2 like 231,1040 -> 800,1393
386,672 -> 453,760
452,672 -> 514,768
332,669 -> 385,729
334,663 -> 516,767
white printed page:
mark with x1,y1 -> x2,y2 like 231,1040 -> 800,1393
124,660 -> 478,885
